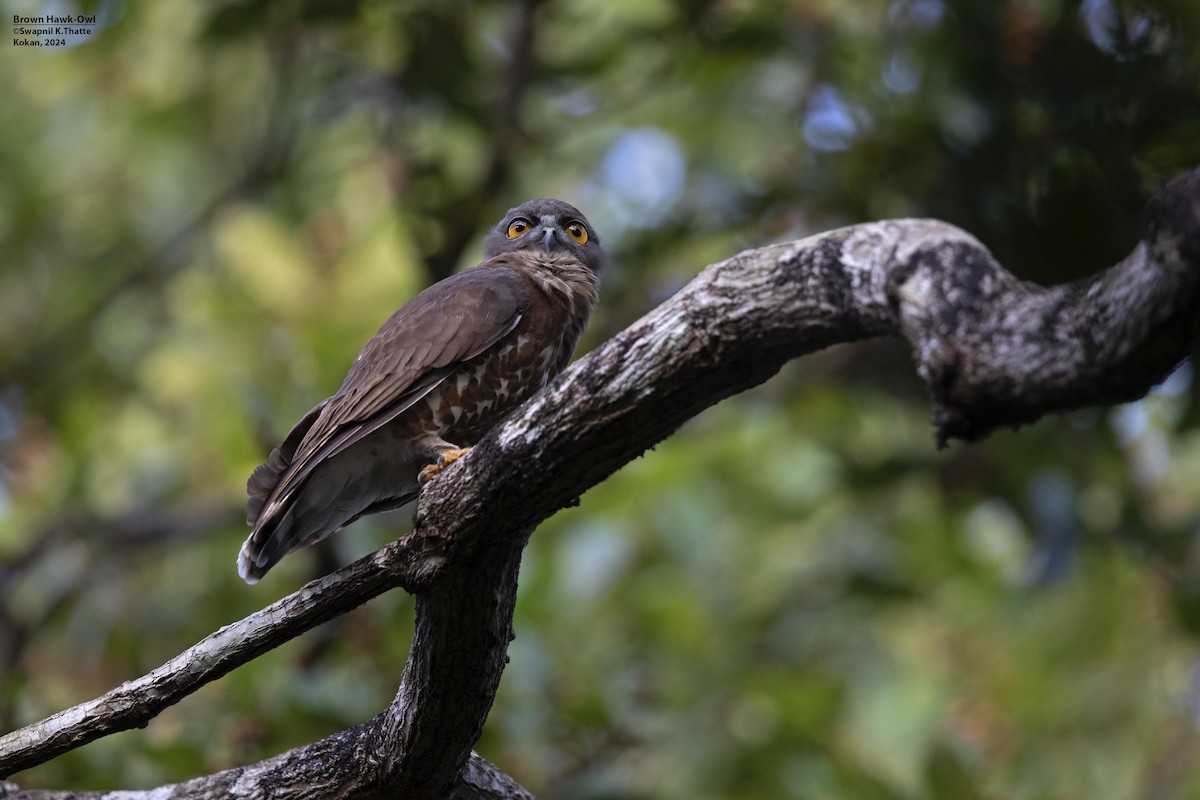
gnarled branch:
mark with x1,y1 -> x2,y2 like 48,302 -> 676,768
3,168 -> 1198,798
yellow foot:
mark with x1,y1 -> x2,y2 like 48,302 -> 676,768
419,447 -> 472,485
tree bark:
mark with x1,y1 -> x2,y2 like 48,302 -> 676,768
3,168 -> 1199,798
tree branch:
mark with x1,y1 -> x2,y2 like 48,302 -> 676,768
0,528 -> 449,778
3,168 -> 1198,798
0,740 -> 530,800
0,506 -> 241,731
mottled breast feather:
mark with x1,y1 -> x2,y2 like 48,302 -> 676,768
404,249 -> 600,444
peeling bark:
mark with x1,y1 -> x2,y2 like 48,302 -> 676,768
3,168 -> 1199,798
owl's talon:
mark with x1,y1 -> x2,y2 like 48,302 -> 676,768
419,447 -> 472,485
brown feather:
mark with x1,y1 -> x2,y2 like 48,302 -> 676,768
245,399 -> 328,526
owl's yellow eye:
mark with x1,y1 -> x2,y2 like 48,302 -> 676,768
507,219 -> 530,239
565,221 -> 588,244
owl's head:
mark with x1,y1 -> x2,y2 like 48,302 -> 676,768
483,198 -> 606,275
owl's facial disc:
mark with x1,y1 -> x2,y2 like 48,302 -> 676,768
484,199 -> 604,272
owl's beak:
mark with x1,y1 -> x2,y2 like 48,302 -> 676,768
537,227 -> 557,250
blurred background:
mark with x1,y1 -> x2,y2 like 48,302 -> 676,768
2,0 -> 1200,796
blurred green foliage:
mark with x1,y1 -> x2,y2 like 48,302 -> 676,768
2,0 -> 1200,797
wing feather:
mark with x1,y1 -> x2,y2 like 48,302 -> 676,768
247,264 -> 528,530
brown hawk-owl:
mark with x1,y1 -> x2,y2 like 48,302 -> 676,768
238,199 -> 605,583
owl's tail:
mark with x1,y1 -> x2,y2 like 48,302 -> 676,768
239,459 -> 419,583
238,505 -> 304,584
239,448 -> 293,583
239,400 -> 329,583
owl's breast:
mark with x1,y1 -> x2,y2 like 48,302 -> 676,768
405,253 -> 596,445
